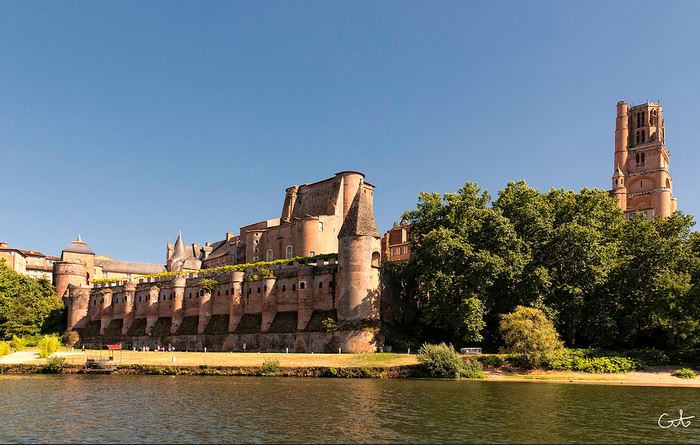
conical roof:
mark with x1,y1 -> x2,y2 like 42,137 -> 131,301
173,231 -> 186,260
338,183 -> 380,239
63,235 -> 95,255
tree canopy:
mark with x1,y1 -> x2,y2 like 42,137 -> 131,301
394,180 -> 700,350
0,259 -> 65,339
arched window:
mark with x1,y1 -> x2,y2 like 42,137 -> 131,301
641,152 -> 645,164
666,178 -> 671,189
371,251 -> 381,267
282,284 -> 286,292
319,281 -> 323,289
636,132 -> 641,145
641,131 -> 646,143
292,284 -> 296,291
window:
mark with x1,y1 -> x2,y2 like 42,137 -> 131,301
286,246 -> 293,259
217,290 -> 220,296
641,131 -> 646,143
300,282 -> 305,290
318,221 -> 324,232
247,288 -> 251,295
636,132 -> 641,145
319,281 -> 323,289
282,284 -> 286,292
292,284 -> 296,291
225,289 -> 229,296
257,287 -> 261,293
253,256 -> 258,262
254,247 -> 259,254
266,249 -> 273,261
263,285 -> 267,292
254,239 -> 259,245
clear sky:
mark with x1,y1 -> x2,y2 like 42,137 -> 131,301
1,1 -> 699,265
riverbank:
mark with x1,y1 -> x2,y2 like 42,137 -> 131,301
1,350 -> 699,387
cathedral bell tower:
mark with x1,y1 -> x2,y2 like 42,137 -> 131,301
611,100 -> 677,218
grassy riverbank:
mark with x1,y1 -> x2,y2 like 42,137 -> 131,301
37,350 -> 419,368
2,349 -> 700,387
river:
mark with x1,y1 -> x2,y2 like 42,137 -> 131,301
1,375 -> 699,443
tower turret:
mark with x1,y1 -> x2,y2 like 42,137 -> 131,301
336,179 -> 381,321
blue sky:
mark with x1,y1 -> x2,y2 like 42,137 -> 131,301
1,1 -> 699,265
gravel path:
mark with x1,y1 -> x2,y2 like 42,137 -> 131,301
0,351 -> 40,364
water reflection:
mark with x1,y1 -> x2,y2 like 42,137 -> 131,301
0,375 -> 699,443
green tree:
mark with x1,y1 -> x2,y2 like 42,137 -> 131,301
403,182 -> 528,345
0,259 -> 65,339
499,306 -> 564,368
610,213 -> 696,348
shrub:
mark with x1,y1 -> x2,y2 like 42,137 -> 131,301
10,335 -> 26,352
499,306 -> 564,369
477,354 -> 505,368
0,341 -> 10,356
672,368 -> 696,379
261,359 -> 280,376
41,356 -> 66,374
37,335 -> 61,358
199,279 -> 219,294
21,335 -> 42,347
547,349 -> 641,373
460,358 -> 487,379
417,343 -> 485,378
321,318 -> 338,333
623,348 -> 671,367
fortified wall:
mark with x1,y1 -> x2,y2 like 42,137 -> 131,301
61,171 -> 383,353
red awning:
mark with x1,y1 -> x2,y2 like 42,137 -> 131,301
105,344 -> 122,350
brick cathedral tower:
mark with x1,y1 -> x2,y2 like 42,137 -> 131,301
611,100 -> 677,218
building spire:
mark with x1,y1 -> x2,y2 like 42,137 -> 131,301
338,183 -> 380,239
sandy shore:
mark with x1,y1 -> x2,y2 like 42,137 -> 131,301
486,367 -> 700,388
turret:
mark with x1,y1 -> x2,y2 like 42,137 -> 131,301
53,261 -> 88,299
227,271 -> 245,332
172,276 -> 186,334
337,171 -> 366,219
336,180 -> 381,321
614,100 -> 629,172
65,285 -> 90,331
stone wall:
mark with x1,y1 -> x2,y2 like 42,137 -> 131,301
78,328 -> 381,353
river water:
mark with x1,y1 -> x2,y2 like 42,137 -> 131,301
1,375 -> 699,443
